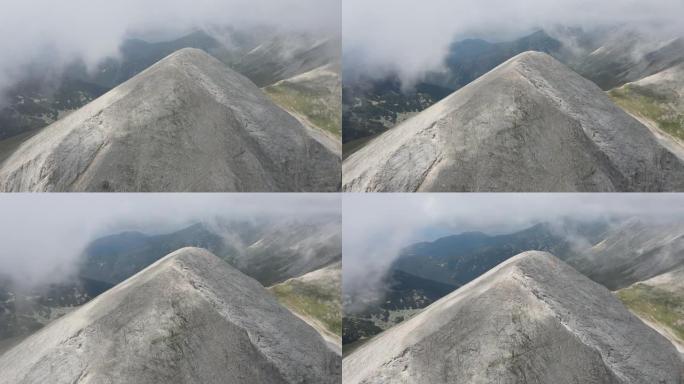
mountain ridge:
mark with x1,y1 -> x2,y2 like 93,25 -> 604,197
0,48 -> 341,192
343,51 -> 684,192
343,251 -> 683,383
0,247 -> 341,384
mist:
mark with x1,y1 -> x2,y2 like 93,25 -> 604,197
342,193 -> 684,301
0,193 -> 340,287
343,0 -> 684,85
0,0 -> 339,98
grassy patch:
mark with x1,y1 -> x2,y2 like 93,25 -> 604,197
609,85 -> 684,141
617,283 -> 684,341
265,82 -> 341,137
271,279 -> 341,336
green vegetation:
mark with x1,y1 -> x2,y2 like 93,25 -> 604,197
609,84 -> 684,141
265,81 -> 341,136
617,283 -> 684,341
342,86 -> 439,144
270,279 -> 341,336
342,316 -> 383,349
342,134 -> 380,159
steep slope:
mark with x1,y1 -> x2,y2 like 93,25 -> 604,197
0,248 -> 340,384
0,30 -> 243,141
0,48 -> 340,192
270,261 -> 342,350
618,266 -> 684,354
565,218 -> 684,290
343,251 -> 683,383
343,220 -> 609,347
574,31 -> 684,90
342,30 -> 563,148
235,217 -> 342,286
265,63 -> 342,138
343,51 -> 684,192
609,63 -> 684,146
235,35 -> 340,87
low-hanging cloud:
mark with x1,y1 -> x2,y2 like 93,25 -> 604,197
0,0 -> 339,97
342,193 -> 684,300
0,193 -> 340,287
343,0 -> 684,85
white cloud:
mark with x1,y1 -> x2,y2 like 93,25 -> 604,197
342,193 -> 684,295
0,0 -> 339,96
343,0 -> 684,84
0,193 -> 339,286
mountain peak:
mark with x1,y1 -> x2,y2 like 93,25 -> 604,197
0,247 -> 341,383
508,49 -> 555,64
343,43 -> 684,192
0,46 -> 341,192
163,46 -> 211,61
343,251 -> 683,383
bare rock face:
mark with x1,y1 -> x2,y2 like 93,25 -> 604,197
0,48 -> 341,192
343,51 -> 684,192
0,248 -> 341,384
342,251 -> 684,384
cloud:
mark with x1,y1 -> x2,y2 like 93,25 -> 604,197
0,193 -> 340,287
342,193 -> 684,298
343,0 -> 684,85
0,0 -> 339,97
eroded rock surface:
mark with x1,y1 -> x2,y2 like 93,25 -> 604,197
0,48 -> 341,192
343,51 -> 684,192
0,247 -> 341,384
343,251 -> 684,384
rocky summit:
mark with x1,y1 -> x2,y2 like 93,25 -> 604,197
0,247 -> 341,384
0,48 -> 341,192
343,251 -> 683,384
343,51 -> 684,192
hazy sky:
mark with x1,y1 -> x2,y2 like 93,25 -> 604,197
343,193 -> 684,296
0,193 -> 340,287
343,0 -> 684,85
0,0 -> 339,95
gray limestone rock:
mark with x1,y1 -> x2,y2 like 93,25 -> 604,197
343,251 -> 684,384
0,48 -> 340,192
342,51 -> 684,192
0,247 -> 341,384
